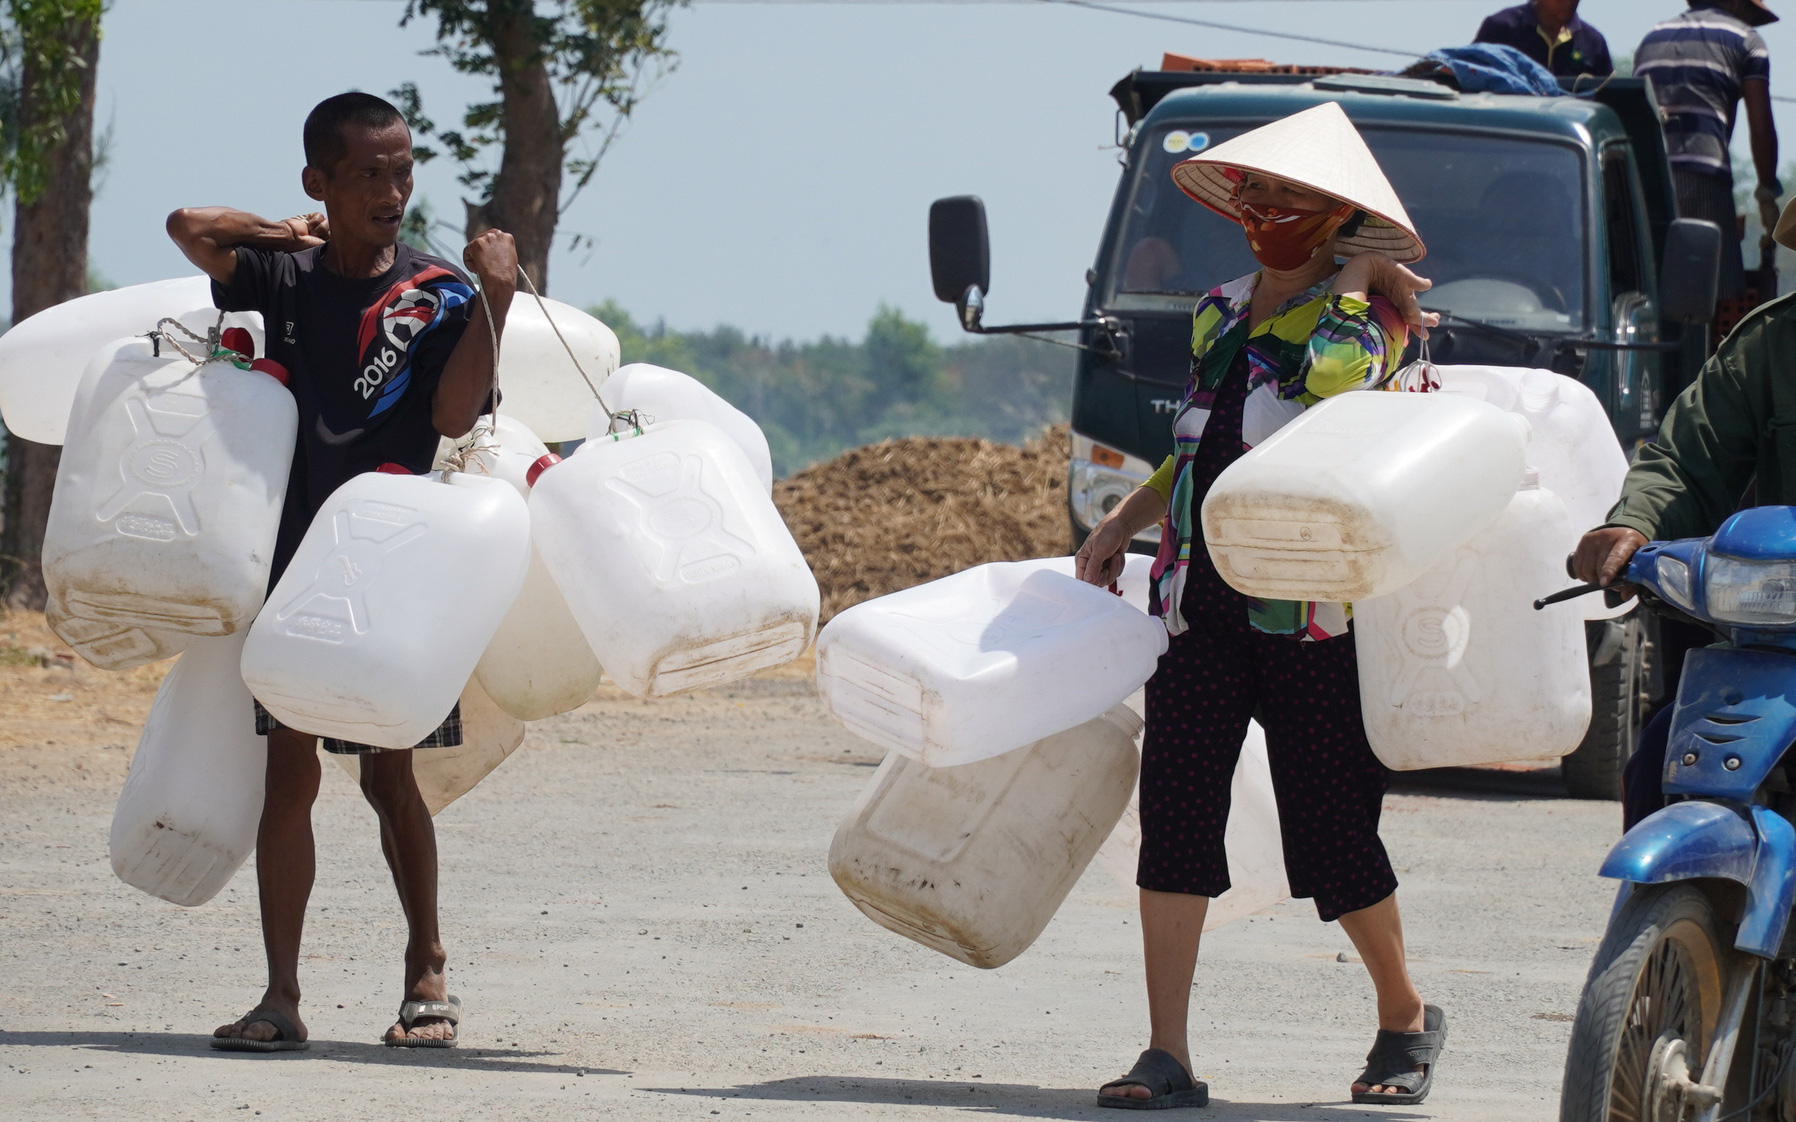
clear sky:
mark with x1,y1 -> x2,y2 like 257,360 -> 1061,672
34,0 -> 1796,341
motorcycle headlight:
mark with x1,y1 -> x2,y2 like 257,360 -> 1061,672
1655,554 -> 1696,612
1705,555 -> 1796,626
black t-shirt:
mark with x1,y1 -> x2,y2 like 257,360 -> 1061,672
213,243 -> 475,585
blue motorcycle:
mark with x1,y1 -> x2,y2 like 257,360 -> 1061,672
1555,507 -> 1796,1122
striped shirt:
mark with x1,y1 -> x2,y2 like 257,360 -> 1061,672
1635,3 -> 1771,179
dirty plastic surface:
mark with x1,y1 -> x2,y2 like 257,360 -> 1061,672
1201,391 -> 1527,602
241,471 -> 530,749
0,275 -> 264,445
815,561 -> 1168,767
531,419 -> 818,698
43,337 -> 296,664
110,630 -> 264,907
1356,475 -> 1592,769
829,704 -> 1141,968
593,363 -> 774,493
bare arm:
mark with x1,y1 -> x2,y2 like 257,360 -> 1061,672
165,208 -> 327,285
1073,485 -> 1169,587
433,229 -> 518,439
1745,77 -> 1780,239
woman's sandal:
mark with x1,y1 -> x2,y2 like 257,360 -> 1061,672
1352,1004 -> 1447,1105
384,995 -> 461,1048
1097,1047 -> 1209,1110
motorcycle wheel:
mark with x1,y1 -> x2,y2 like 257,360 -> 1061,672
1560,884 -> 1729,1122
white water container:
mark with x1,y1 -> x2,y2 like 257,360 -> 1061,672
530,419 -> 818,698
47,592 -> 192,670
593,364 -> 774,493
1201,391 -> 1527,602
830,704 -> 1142,968
454,416 -> 605,720
497,295 -> 619,442
331,675 -> 526,816
815,562 -> 1168,767
1028,553 -> 1157,616
43,337 -> 297,650
110,631 -> 263,906
1355,472 -> 1592,770
1436,364 -> 1632,620
0,275 -> 264,445
241,471 -> 531,749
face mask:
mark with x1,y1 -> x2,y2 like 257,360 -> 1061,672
1237,200 -> 1353,271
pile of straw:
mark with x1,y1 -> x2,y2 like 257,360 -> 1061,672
773,424 -> 1071,622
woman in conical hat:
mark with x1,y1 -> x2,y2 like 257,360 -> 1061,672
1076,102 -> 1446,1109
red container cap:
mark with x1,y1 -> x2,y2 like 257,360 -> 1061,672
220,327 -> 254,359
248,358 -> 289,386
526,453 -> 563,488
375,462 -> 413,475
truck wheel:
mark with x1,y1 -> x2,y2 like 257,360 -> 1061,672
1559,884 -> 1729,1122
1562,616 -> 1652,801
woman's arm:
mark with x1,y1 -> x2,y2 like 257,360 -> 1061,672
1073,485 -> 1168,586
1305,253 -> 1438,398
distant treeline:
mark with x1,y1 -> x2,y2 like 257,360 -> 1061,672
593,302 -> 1076,478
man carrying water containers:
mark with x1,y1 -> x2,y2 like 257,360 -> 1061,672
163,92 -> 516,1050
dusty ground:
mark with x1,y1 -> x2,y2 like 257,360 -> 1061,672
0,611 -> 1621,1121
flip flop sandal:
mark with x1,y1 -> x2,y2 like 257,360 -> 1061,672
210,1008 -> 309,1053
1352,1004 -> 1447,1105
385,995 -> 461,1048
1097,1047 -> 1209,1110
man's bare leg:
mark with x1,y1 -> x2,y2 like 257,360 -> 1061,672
358,750 -> 453,1043
214,728 -> 320,1044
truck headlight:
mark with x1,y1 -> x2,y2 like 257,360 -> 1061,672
1705,555 -> 1796,626
1068,432 -> 1160,544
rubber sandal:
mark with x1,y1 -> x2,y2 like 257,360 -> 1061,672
1097,1047 -> 1209,1110
210,1008 -> 309,1052
384,995 -> 461,1048
1352,1004 -> 1446,1105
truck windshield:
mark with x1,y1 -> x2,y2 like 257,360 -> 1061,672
1110,123 -> 1587,332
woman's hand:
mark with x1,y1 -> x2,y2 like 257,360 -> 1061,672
1074,486 -> 1169,587
1337,252 -> 1440,334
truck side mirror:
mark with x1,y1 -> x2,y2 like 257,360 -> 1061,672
929,196 -> 991,332
1659,218 -> 1722,324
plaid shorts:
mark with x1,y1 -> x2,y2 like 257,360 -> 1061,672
252,699 -> 464,756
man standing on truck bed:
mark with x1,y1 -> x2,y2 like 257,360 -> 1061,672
1636,0 -> 1780,302
1474,1 -> 1613,78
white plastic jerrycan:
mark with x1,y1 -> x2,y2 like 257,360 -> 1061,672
497,295 -> 620,442
530,418 -> 819,698
815,561 -> 1169,767
829,703 -> 1142,969
331,675 -> 526,816
240,470 -> 531,749
594,364 -> 775,493
1028,553 -> 1157,616
47,591 -> 191,670
0,275 -> 264,445
1435,364 -> 1632,620
450,416 -> 605,721
43,337 -> 297,653
1354,470 -> 1592,770
110,630 -> 264,907
1201,391 -> 1528,602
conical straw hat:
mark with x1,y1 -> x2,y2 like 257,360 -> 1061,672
1170,101 -> 1426,264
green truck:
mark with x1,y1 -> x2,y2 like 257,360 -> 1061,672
927,68 -> 1729,799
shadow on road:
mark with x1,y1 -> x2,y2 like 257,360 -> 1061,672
0,1030 -> 624,1076
642,1076 -> 1431,1120
1389,763 -> 1577,802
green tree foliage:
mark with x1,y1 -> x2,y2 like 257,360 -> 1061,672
0,0 -> 100,206
595,302 -> 1074,476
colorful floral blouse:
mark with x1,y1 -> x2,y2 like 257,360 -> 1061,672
1144,271 -> 1411,640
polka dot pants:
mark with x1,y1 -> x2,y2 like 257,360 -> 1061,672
1138,568 -> 1397,923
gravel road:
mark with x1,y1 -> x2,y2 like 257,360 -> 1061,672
1,673 -> 1618,1121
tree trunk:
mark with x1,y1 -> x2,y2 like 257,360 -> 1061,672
462,0 -> 561,294
1,14 -> 99,610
